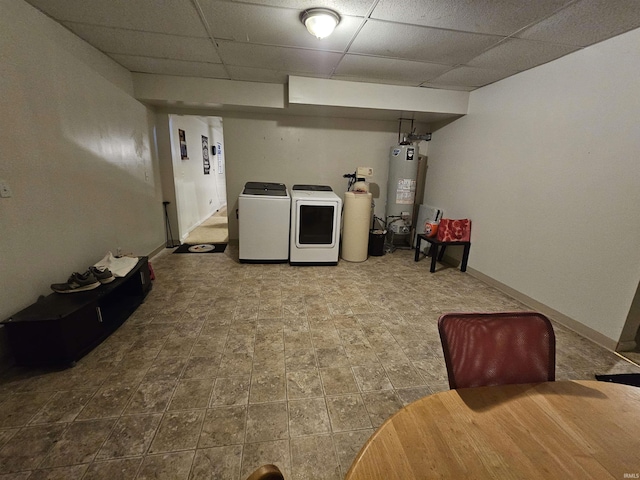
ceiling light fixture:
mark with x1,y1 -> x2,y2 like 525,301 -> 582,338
300,8 -> 340,39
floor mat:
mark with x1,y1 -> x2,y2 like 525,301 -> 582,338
173,243 -> 227,254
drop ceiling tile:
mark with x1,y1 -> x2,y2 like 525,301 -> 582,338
199,1 -> 360,51
334,54 -> 450,85
227,0 -> 374,17
227,65 -> 290,83
26,0 -> 208,37
348,20 -> 503,64
371,0 -> 571,35
217,41 -> 343,75
109,54 -> 229,79
427,66 -> 517,88
467,38 -> 579,71
64,23 -> 222,63
517,0 -> 640,46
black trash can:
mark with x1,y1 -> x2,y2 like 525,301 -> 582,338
368,229 -> 385,256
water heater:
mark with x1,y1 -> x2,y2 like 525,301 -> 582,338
386,144 -> 419,234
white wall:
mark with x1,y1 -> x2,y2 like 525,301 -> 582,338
424,28 -> 640,345
222,112 -> 428,239
0,2 -> 165,333
209,119 -> 227,207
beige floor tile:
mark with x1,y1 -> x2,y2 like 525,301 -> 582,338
40,418 -> 115,467
149,410 -> 205,454
136,451 -> 194,480
290,435 -> 341,480
27,464 -> 88,480
181,356 -> 221,379
352,364 -> 393,391
190,445 -> 242,480
97,414 -> 161,459
249,373 -> 286,404
198,406 -> 246,448
82,457 -> 142,480
316,347 -> 350,368
286,369 -> 324,399
168,378 -> 214,411
0,424 -> 67,473
76,385 -> 135,420
210,376 -> 251,406
245,402 -> 288,443
319,367 -> 360,396
285,349 -> 317,371
288,398 -> 331,437
29,390 -> 94,425
333,429 -> 374,477
0,391 -> 55,427
325,395 -> 372,432
240,439 -> 291,479
396,386 -> 433,405
124,380 -> 176,414
361,391 -> 404,428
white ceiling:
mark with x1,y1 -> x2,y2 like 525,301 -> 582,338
24,0 -> 640,91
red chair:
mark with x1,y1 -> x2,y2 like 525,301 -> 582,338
438,312 -> 555,389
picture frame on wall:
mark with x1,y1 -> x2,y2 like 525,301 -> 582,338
217,142 -> 224,174
202,135 -> 210,175
179,129 -> 188,160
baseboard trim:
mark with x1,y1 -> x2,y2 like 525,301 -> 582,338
466,266 -> 619,352
148,243 -> 167,259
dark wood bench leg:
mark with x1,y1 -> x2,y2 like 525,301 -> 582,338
430,245 -> 438,273
414,235 -> 422,262
460,243 -> 471,272
437,245 -> 447,262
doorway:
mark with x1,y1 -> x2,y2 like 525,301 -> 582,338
166,115 -> 228,245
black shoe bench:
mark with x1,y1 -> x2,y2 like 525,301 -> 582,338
1,256 -> 151,367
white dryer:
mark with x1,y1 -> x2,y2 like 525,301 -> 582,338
290,185 -> 342,266
239,182 -> 290,263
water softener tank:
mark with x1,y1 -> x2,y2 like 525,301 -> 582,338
386,144 -> 419,234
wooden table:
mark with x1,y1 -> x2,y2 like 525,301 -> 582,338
346,381 -> 640,479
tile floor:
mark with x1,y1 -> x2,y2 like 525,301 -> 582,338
1,246 -> 639,480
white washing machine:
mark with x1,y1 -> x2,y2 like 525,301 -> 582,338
239,182 -> 290,263
290,185 -> 342,266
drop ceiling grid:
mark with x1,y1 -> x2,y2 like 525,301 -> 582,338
21,0 -> 640,90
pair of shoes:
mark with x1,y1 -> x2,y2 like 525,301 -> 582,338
50,266 -> 115,294
89,265 -> 115,284
51,271 -> 101,294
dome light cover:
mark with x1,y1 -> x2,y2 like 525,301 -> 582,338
301,8 -> 340,39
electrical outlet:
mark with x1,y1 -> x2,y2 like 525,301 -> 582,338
0,179 -> 12,198
357,167 -> 373,177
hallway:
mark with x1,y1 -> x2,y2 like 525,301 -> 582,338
183,207 -> 229,245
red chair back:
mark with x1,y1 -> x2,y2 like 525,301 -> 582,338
438,312 -> 555,389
